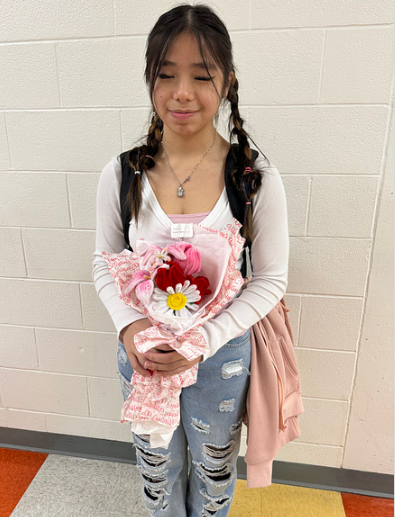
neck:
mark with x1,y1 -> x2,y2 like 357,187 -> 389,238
162,126 -> 217,158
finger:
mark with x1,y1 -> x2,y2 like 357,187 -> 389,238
145,354 -> 200,372
159,364 -> 197,377
129,353 -> 152,378
145,350 -> 181,363
143,355 -> 189,370
144,358 -> 186,371
153,344 -> 174,352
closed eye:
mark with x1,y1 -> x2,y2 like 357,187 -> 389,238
158,73 -> 214,81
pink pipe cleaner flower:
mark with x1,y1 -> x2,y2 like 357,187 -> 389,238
167,242 -> 201,276
164,243 -> 188,260
139,245 -> 172,272
123,269 -> 154,303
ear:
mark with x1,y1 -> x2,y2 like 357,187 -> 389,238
223,71 -> 233,98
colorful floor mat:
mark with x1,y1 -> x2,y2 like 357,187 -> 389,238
0,448 -> 393,517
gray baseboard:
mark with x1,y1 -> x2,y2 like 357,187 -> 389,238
0,427 -> 393,499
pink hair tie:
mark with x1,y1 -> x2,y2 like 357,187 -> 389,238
146,155 -> 155,162
244,167 -> 252,174
246,201 -> 251,205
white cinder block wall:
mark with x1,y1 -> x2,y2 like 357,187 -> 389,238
0,1 -> 394,475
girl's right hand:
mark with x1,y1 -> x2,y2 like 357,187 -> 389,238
120,319 -> 153,378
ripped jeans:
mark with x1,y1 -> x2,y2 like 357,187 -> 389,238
117,329 -> 251,517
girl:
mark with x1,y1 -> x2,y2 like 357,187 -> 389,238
93,4 -> 289,516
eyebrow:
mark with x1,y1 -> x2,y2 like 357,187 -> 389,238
161,60 -> 217,71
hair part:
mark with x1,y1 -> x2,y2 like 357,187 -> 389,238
126,4 -> 262,242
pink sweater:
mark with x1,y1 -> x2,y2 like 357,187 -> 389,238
244,296 -> 304,487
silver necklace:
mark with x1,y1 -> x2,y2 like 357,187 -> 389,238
162,130 -> 216,198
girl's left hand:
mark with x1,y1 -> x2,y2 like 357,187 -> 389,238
144,343 -> 203,376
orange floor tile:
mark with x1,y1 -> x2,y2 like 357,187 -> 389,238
341,492 -> 394,517
0,448 -> 48,517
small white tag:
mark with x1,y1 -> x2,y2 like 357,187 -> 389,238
170,223 -> 194,239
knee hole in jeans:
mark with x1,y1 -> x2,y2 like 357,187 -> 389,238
202,440 -> 235,466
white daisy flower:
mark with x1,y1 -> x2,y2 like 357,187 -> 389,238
152,280 -> 201,317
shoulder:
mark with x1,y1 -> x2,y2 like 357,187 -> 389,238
96,156 -> 124,207
254,153 -> 279,177
99,155 -> 122,186
254,153 -> 283,188
252,154 -> 286,208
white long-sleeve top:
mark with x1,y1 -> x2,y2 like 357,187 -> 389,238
92,152 -> 289,360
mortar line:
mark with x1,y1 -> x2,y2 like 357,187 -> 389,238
340,76 -> 394,467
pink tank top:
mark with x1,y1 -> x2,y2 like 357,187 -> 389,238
167,212 -> 210,224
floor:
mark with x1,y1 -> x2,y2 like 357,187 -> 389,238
0,448 -> 394,517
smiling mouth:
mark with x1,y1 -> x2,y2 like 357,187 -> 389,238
170,109 -> 198,113
170,111 -> 198,119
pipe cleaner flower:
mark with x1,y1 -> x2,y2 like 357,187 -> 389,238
138,245 -> 172,272
152,281 -> 201,317
153,261 -> 210,316
155,262 -> 185,291
167,242 -> 201,276
186,275 -> 211,303
122,269 -> 154,303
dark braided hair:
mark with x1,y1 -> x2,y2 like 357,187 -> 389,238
227,74 -> 262,242
124,112 -> 163,224
124,4 -> 262,241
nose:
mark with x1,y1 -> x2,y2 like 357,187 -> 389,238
172,77 -> 194,102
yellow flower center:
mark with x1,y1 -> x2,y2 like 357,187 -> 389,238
167,293 -> 187,311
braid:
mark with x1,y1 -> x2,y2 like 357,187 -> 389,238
227,74 -> 262,242
125,112 -> 163,224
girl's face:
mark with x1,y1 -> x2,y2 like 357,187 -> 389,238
152,32 -> 229,138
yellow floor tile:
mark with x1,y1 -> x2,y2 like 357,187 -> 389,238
229,479 -> 263,517
229,480 -> 347,517
262,483 -> 346,517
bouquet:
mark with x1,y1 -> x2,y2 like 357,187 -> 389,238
102,221 -> 245,448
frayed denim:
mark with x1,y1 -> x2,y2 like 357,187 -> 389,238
117,329 -> 251,517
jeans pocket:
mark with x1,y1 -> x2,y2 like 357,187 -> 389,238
117,341 -> 134,377
224,329 -> 251,348
117,341 -> 134,402
118,368 -> 133,403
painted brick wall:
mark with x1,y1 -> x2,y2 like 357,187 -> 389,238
0,1 -> 394,475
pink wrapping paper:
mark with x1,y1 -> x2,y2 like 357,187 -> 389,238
102,221 -> 245,448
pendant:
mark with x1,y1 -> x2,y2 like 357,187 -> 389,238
177,186 -> 184,198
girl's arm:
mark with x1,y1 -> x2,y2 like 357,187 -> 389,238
92,156 -> 148,342
199,158 -> 289,360
93,157 -> 204,377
